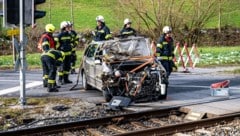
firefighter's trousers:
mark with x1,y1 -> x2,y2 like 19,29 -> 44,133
41,55 -> 57,84
160,60 -> 173,78
71,51 -> 77,69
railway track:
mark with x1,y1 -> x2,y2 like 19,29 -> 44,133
1,105 -> 240,136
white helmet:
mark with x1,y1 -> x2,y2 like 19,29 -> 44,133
96,15 -> 104,23
124,18 -> 131,25
60,21 -> 68,29
163,26 -> 172,34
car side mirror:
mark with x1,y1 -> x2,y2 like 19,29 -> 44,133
95,59 -> 101,65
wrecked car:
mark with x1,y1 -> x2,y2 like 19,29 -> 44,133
81,36 -> 168,102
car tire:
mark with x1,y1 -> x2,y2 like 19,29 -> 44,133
82,72 -> 91,90
103,88 -> 112,102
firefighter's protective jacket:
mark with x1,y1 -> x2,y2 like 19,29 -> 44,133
69,30 -> 79,52
120,27 -> 136,37
55,31 -> 72,56
38,32 -> 56,52
156,34 -> 174,60
94,23 -> 112,41
41,49 -> 64,64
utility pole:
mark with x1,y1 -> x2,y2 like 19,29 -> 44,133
70,0 -> 74,28
19,0 -> 26,105
49,0 -> 51,23
218,0 -> 221,33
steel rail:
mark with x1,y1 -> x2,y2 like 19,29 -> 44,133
114,112 -> 240,136
0,107 -> 180,136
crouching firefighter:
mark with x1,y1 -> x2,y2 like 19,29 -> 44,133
41,49 -> 65,92
38,24 -> 58,88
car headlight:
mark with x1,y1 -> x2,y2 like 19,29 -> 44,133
114,70 -> 122,77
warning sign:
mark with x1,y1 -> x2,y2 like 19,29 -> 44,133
7,29 -> 20,36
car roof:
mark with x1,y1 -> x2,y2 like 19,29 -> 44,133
90,36 -> 148,45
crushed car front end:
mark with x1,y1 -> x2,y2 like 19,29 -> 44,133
99,37 -> 169,102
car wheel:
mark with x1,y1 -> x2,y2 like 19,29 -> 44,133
82,72 -> 91,90
103,88 -> 112,102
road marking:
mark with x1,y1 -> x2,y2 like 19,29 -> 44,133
0,79 -> 19,82
0,81 -> 42,95
169,85 -> 210,88
170,85 -> 240,90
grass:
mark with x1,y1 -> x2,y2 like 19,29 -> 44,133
172,46 -> 240,69
205,1 -> 240,28
0,97 -> 81,130
37,0 -> 121,32
0,55 -> 13,67
0,50 -> 84,70
34,0 -> 240,31
198,46 -> 240,66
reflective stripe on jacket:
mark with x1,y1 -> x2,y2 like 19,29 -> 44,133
94,23 -> 112,41
42,49 -> 64,62
56,31 -> 72,53
120,27 -> 136,37
69,30 -> 79,51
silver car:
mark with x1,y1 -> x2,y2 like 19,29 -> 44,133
81,36 -> 168,102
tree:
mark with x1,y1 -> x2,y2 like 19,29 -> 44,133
117,0 -> 218,45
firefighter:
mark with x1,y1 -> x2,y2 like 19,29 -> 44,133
156,26 -> 175,78
38,24 -> 56,53
67,21 -> 79,74
120,18 -> 136,38
55,21 -> 73,84
93,15 -> 112,41
41,49 -> 65,92
38,24 -> 57,87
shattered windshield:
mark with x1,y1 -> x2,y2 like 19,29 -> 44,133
102,37 -> 151,61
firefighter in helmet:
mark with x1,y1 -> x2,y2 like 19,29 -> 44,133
38,24 -> 56,52
39,24 -> 58,88
120,18 -> 136,38
55,21 -> 73,84
67,21 -> 79,74
41,49 -> 65,92
93,15 -> 112,41
156,26 -> 175,77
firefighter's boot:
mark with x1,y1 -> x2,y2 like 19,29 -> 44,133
64,74 -> 72,84
71,68 -> 77,74
54,82 -> 61,88
43,78 -> 48,88
47,83 -> 59,92
58,75 -> 64,85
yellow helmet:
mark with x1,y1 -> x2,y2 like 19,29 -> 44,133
45,24 -> 55,33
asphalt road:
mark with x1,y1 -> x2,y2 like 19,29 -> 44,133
0,67 -> 240,103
